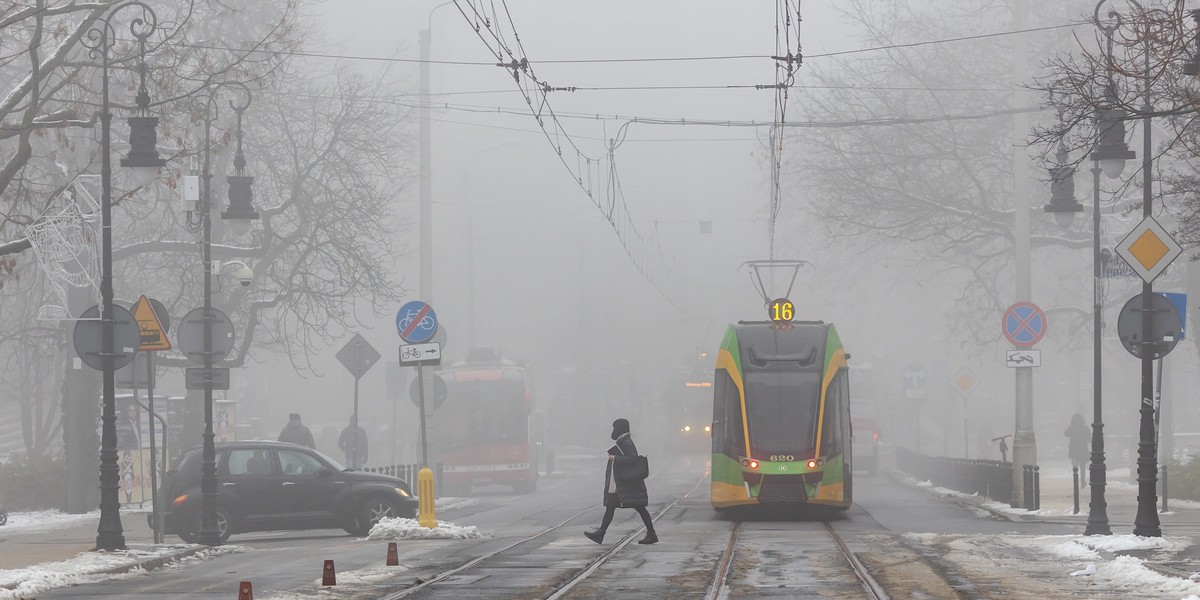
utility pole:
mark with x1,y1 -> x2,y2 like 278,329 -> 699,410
1010,0 -> 1037,506
419,28 -> 433,304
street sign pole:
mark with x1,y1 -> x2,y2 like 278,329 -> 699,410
417,365 -> 429,468
353,343 -> 361,468
146,353 -> 161,544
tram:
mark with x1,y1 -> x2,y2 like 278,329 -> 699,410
709,261 -> 852,511
665,352 -> 714,451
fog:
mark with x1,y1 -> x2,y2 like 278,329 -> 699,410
3,0 -> 1197,496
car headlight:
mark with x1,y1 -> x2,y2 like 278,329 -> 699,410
171,494 -> 189,508
394,487 -> 410,498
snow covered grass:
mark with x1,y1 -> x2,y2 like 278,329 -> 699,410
366,517 -> 489,540
0,506 -> 152,533
0,544 -> 240,600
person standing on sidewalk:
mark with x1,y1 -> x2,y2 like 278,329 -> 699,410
1065,413 -> 1090,486
584,418 -> 657,545
278,413 -> 316,448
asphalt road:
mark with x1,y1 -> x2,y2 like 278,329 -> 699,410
32,449 -> 1079,599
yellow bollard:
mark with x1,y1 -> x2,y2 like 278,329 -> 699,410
417,467 -> 438,529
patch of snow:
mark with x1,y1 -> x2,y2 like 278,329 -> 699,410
1074,533 -> 1172,553
1090,555 -> 1200,597
434,497 -> 477,511
0,507 -> 150,534
366,517 -> 489,540
0,543 -> 240,600
1070,563 -> 1097,576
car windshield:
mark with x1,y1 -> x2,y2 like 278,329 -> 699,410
308,447 -> 347,471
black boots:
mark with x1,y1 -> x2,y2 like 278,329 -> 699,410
584,530 -> 604,544
638,531 -> 658,545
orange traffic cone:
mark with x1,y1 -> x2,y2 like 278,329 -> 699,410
322,559 -> 336,586
237,581 -> 254,600
386,542 -> 399,566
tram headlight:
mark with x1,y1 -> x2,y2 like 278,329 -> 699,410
748,460 -> 759,470
806,460 -> 818,469
704,425 -> 711,433
683,425 -> 692,432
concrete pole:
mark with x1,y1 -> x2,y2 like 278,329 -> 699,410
1010,0 -> 1037,506
419,29 -> 433,304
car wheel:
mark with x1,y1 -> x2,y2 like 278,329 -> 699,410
184,508 -> 233,544
355,496 -> 403,535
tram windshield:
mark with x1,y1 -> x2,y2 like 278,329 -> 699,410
743,371 -> 822,454
438,380 -> 528,449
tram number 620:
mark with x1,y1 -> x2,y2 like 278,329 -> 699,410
769,297 -> 794,322
769,454 -> 795,462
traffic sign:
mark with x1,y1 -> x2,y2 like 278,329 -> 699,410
185,367 -> 230,391
410,372 -> 447,410
396,301 -> 438,344
132,295 -> 170,351
1002,302 -> 1047,347
1115,215 -> 1182,284
1005,350 -> 1041,368
400,342 -> 442,365
902,363 -> 927,400
336,333 -> 381,379
72,304 -> 140,371
1117,292 -> 1182,359
1161,292 -> 1187,341
176,307 -> 235,364
951,367 -> 980,398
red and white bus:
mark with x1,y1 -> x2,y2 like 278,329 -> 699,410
436,350 -> 540,494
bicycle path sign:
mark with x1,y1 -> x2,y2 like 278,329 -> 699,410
1002,302 -> 1047,347
400,342 -> 441,366
396,300 -> 438,343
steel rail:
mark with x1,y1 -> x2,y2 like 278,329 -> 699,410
824,521 -> 890,600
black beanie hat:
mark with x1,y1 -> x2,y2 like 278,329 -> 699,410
611,418 -> 630,439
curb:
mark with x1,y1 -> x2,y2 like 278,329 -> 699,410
886,471 -> 1025,523
0,545 -> 210,591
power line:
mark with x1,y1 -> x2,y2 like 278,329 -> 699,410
807,22 -> 1084,59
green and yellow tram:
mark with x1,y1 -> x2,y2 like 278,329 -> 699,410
710,319 -> 852,510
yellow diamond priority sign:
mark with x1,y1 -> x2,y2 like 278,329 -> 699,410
951,367 -> 980,399
1116,216 -> 1181,284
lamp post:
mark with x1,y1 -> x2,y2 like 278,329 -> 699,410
419,0 -> 456,305
81,1 -> 166,552
188,83 -> 256,546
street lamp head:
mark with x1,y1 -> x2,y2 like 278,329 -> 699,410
1185,10 -> 1200,77
1089,107 -> 1136,179
1045,144 -> 1083,228
222,175 -> 258,234
120,115 -> 166,185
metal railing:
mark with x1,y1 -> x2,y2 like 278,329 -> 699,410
360,463 -> 443,490
896,447 -> 1013,504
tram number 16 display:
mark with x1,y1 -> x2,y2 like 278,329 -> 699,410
769,298 -> 794,322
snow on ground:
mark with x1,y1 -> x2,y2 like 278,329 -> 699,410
0,544 -> 240,600
366,517 -> 489,540
434,497 -> 477,511
0,507 -> 149,534
1088,555 -> 1200,598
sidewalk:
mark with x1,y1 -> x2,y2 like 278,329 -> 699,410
902,457 -> 1200,577
0,505 -> 208,592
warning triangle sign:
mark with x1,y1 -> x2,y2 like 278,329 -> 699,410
132,295 -> 171,351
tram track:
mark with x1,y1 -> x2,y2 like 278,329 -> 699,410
707,518 -> 889,599
380,465 -> 710,600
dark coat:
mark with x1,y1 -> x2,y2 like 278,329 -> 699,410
1065,420 -> 1090,462
603,432 -> 648,507
278,421 -> 315,448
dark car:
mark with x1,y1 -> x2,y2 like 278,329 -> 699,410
158,441 -> 417,543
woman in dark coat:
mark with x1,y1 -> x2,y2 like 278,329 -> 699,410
584,418 -> 657,545
1065,413 -> 1090,486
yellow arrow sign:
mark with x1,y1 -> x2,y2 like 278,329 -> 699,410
132,295 -> 171,351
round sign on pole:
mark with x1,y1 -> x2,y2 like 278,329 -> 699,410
176,307 -> 236,364
396,300 -> 439,343
1002,302 -> 1047,347
1117,292 -> 1182,359
768,297 -> 794,322
72,305 -> 141,370
410,372 -> 447,410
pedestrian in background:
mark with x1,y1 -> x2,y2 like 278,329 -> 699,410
1065,413 -> 1090,486
339,418 -> 369,468
278,413 -> 315,448
584,418 -> 657,545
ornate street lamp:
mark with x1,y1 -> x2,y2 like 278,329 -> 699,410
221,97 -> 259,235
1044,144 -> 1083,228
185,83 -> 255,546
81,0 -> 163,552
1182,9 -> 1200,76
